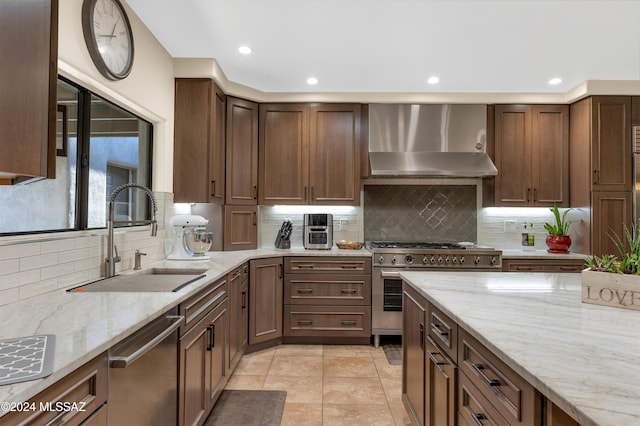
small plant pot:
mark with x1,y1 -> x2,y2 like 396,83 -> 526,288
545,235 -> 571,253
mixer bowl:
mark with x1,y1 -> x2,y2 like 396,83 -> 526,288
184,230 -> 213,255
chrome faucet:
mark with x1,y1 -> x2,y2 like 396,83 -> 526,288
105,183 -> 158,278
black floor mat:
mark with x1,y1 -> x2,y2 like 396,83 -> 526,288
381,335 -> 402,365
204,390 -> 286,426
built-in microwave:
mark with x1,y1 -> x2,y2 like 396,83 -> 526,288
303,213 -> 333,249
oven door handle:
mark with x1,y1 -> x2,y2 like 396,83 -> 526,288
380,270 -> 401,278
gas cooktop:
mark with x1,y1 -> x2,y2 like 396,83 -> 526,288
368,241 -> 467,250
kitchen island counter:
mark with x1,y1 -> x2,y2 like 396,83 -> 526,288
400,271 -> 640,426
0,246 -> 370,416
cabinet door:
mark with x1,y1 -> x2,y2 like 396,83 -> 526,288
591,96 -> 632,191
402,284 -> 426,426
426,337 -> 457,426
259,104 -> 309,205
210,86 -> 226,202
207,301 -> 228,409
249,257 -> 283,345
174,79 -> 215,203
531,105 -> 569,207
223,205 -> 257,251
0,0 -> 58,183
178,315 -> 210,426
226,96 -> 258,204
494,105 -> 532,206
227,268 -> 243,371
592,191 -> 633,257
241,265 -> 250,352
309,104 -> 361,205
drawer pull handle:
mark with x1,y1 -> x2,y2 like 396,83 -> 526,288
515,266 -> 533,271
419,322 -> 425,350
472,363 -> 500,387
560,266 -> 577,271
340,288 -> 357,294
298,264 -> 315,269
298,320 -> 313,325
471,412 -> 487,426
428,350 -> 447,366
431,321 -> 449,336
341,264 -> 358,269
341,320 -> 357,326
297,288 -> 314,294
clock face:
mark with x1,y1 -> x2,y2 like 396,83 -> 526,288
82,0 -> 134,80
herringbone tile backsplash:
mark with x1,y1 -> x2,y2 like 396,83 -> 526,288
364,185 -> 476,243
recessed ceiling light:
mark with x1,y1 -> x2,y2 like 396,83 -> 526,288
238,45 -> 252,55
549,77 -> 562,85
427,76 -> 440,85
307,77 -> 318,85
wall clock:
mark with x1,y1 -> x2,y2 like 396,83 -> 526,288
82,0 -> 134,80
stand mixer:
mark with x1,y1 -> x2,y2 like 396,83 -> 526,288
167,215 -> 213,260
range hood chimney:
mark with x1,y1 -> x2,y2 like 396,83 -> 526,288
368,104 -> 497,177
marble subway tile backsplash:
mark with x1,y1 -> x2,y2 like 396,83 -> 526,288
0,192 -> 173,306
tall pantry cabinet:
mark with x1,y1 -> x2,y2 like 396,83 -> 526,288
173,81 -> 258,250
570,96 -> 634,256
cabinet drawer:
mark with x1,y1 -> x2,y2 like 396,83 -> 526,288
284,305 -> 371,337
0,352 -> 108,426
459,370 -> 509,426
502,259 -> 584,273
179,277 -> 227,334
428,304 -> 458,362
284,274 -> 371,305
285,257 -> 372,274
458,329 -> 541,426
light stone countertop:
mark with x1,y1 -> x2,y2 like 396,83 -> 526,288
0,246 -> 370,415
501,249 -> 589,260
400,271 -> 640,426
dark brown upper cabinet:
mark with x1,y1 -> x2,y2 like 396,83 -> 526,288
173,78 -> 226,203
0,0 -> 58,184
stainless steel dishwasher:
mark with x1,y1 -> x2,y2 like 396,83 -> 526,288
108,307 -> 184,425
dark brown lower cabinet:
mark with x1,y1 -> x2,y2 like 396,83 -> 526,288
402,281 -> 582,426
402,284 -> 426,425
0,352 -> 108,426
249,257 -> 283,345
591,191 -> 633,257
425,336 -> 457,426
502,258 -> 585,273
228,263 -> 249,372
178,279 -> 228,426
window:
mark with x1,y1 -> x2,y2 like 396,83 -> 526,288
0,77 -> 153,235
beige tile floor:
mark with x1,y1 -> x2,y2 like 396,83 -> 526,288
225,344 -> 412,425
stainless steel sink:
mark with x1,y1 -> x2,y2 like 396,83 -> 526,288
68,270 -> 207,293
138,268 -> 208,275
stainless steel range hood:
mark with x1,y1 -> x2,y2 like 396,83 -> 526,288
368,104 -> 497,177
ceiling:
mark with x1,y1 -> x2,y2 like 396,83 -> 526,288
127,0 -> 640,95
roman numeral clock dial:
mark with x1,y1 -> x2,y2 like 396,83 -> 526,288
82,0 -> 134,80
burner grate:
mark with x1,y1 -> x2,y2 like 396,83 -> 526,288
369,241 -> 466,250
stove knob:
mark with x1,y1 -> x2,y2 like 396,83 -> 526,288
430,256 -> 436,264
378,256 -> 384,264
437,256 -> 443,264
491,256 -> 497,265
392,256 -> 397,265
405,255 -> 414,264
474,256 -> 481,264
445,256 -> 451,264
422,256 -> 429,264
452,256 -> 459,264
460,256 -> 465,264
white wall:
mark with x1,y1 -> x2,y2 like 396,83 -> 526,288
57,0 -> 175,192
